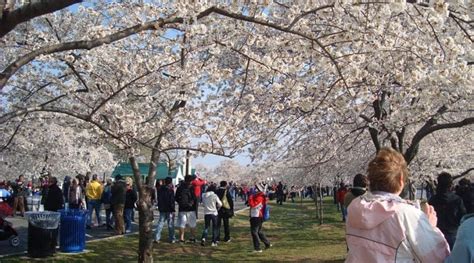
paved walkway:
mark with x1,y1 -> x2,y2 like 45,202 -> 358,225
0,201 -> 247,257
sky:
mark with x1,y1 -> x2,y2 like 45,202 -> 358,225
193,153 -> 251,168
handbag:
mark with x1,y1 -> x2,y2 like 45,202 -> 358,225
222,190 -> 231,209
263,204 -> 270,221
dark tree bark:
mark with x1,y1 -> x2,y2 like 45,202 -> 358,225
130,156 -> 155,263
453,168 -> 474,180
0,0 -> 82,38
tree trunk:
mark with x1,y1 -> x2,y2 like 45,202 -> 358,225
137,186 -> 154,263
130,157 -> 155,263
313,184 -> 319,220
318,183 -> 323,225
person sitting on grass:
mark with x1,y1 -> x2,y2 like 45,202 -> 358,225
345,147 -> 449,262
200,184 -> 222,247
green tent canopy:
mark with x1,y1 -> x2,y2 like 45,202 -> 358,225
111,162 -> 192,181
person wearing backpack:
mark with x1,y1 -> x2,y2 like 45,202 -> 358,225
175,175 -> 198,243
216,181 -> 234,243
248,183 -> 271,253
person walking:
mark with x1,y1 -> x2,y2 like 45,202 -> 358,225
12,175 -> 26,217
44,177 -> 64,212
248,183 -> 271,253
200,185 -> 222,247
175,175 -> 197,243
344,174 -> 368,210
154,177 -> 176,243
86,174 -> 103,229
191,175 -> 206,218
216,181 -> 234,243
62,176 -> 71,205
111,175 -> 127,235
68,178 -> 84,209
336,183 -> 348,221
345,148 -> 449,262
101,178 -> 114,230
276,182 -> 284,205
124,177 -> 137,233
429,172 -> 466,249
456,178 -> 474,214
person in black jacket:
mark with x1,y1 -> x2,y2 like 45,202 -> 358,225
44,177 -> 64,212
429,172 -> 466,249
154,177 -> 176,243
175,175 -> 197,243
456,178 -> 474,214
216,181 -> 234,242
124,177 -> 137,233
111,175 -> 127,235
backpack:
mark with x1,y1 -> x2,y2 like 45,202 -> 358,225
263,204 -> 270,221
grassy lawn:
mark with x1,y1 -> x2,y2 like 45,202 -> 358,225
3,197 -> 347,262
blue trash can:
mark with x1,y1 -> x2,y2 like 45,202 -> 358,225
59,209 -> 87,252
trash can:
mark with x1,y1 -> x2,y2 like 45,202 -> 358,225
25,211 -> 61,258
59,209 -> 87,253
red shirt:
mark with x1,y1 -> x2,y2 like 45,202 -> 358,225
191,177 -> 206,198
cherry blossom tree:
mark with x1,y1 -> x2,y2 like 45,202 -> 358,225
0,1 -> 473,262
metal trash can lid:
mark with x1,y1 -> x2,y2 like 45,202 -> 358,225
25,211 -> 61,229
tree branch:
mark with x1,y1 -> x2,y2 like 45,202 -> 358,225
453,167 -> 474,180
0,0 -> 82,38
404,105 -> 474,164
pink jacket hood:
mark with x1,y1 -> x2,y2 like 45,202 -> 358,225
347,192 -> 400,230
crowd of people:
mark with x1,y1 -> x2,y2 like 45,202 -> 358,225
1,149 -> 473,260
0,172 -> 275,253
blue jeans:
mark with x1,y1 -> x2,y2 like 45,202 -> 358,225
201,214 -> 218,243
341,206 -> 347,221
124,208 -> 133,232
87,199 -> 102,226
105,207 -> 113,227
155,212 -> 175,242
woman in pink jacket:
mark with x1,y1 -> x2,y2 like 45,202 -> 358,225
345,148 -> 449,262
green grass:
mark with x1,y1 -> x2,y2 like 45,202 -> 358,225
2,198 -> 347,262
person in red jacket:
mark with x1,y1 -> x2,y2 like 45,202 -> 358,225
192,175 -> 207,218
336,182 -> 348,222
248,183 -> 271,252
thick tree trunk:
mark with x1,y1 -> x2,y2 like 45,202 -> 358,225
129,157 -> 155,263
137,186 -> 154,263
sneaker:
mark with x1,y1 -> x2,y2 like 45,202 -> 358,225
211,242 -> 217,247
169,240 -> 176,244
125,230 -> 132,234
224,238 -> 232,243
252,249 -> 263,253
201,239 -> 205,246
265,244 -> 272,249
179,239 -> 186,244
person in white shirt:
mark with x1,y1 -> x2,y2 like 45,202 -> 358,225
200,184 -> 222,247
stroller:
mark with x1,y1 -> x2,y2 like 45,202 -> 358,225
0,215 -> 20,247
0,189 -> 20,247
